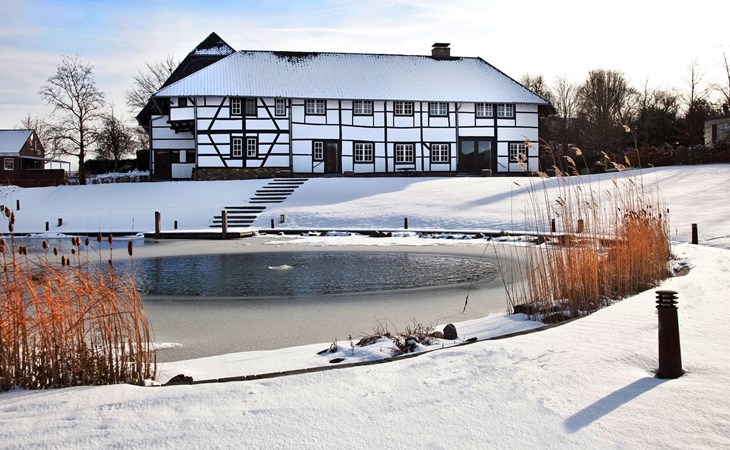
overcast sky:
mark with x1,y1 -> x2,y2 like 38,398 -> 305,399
1,0 -> 728,129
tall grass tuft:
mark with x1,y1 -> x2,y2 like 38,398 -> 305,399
508,144 -> 671,322
0,211 -> 156,391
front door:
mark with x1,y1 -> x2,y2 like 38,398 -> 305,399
458,138 -> 494,174
324,142 -> 341,174
155,151 -> 171,180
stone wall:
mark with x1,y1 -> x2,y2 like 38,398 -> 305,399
194,167 -> 284,181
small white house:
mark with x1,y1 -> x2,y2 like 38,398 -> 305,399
138,33 -> 553,180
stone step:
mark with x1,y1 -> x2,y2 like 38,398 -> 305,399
249,199 -> 285,204
224,206 -> 266,211
213,215 -> 257,220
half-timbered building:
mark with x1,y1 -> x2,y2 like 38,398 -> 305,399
138,33 -> 553,181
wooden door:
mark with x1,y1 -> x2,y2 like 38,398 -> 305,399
324,142 -> 340,174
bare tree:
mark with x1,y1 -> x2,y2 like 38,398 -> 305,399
712,50 -> 730,114
576,69 -> 634,161
553,75 -> 578,146
39,55 -> 105,184
125,56 -> 177,113
633,82 -> 680,148
681,60 -> 712,145
520,73 -> 553,103
96,106 -> 136,171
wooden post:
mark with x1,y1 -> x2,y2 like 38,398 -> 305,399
577,219 -> 584,233
550,218 -> 556,233
57,218 -> 63,227
691,223 -> 698,245
404,217 -> 408,229
174,220 -> 178,230
271,218 -> 275,229
45,222 -> 49,231
221,210 -> 228,239
154,211 -> 161,239
16,200 -> 20,210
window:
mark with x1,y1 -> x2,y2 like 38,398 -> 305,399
245,98 -> 257,116
305,99 -> 326,115
186,150 -> 196,163
429,102 -> 448,116
354,142 -> 374,162
431,143 -> 450,163
353,100 -> 373,116
246,138 -> 258,158
231,98 -> 242,115
313,141 -> 324,160
509,142 -> 527,162
394,101 -> 413,116
3,158 -> 14,171
476,103 -> 493,118
178,97 -> 188,107
395,144 -> 414,163
497,103 -> 515,118
275,98 -> 287,116
232,138 -> 243,157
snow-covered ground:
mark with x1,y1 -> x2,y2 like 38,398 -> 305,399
1,165 -> 730,448
3,165 -> 729,249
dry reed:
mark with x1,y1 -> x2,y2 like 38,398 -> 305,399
0,211 -> 156,391
507,143 -> 671,322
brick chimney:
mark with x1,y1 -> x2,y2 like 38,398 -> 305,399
431,43 -> 451,59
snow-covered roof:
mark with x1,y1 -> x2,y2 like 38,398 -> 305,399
155,51 -> 550,105
0,129 -> 32,156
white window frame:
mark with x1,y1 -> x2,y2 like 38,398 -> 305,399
275,98 -> 287,116
430,143 -> 450,163
476,103 -> 493,118
305,99 -> 326,115
246,138 -> 258,158
395,143 -> 414,163
497,103 -> 515,118
313,141 -> 324,161
429,102 -> 448,116
353,100 -> 373,116
394,101 -> 413,116
231,137 -> 243,157
3,158 -> 14,171
354,142 -> 374,163
231,98 -> 242,116
509,142 -> 527,162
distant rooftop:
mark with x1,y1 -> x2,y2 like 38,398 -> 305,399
0,129 -> 32,155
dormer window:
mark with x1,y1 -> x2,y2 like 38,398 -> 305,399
353,100 -> 373,116
497,103 -> 515,118
231,97 -> 257,116
231,98 -> 242,115
429,102 -> 448,116
305,99 -> 326,115
275,98 -> 287,116
245,98 -> 257,116
476,103 -> 493,118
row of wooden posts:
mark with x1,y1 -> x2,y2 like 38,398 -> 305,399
11,208 -> 700,244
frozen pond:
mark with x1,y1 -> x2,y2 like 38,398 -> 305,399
126,252 -> 497,297
132,251 -> 510,362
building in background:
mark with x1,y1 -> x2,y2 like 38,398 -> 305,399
0,129 -> 68,187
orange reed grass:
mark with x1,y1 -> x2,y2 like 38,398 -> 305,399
0,212 -> 156,391
507,146 -> 671,322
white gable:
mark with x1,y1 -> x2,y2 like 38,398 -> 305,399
155,51 -> 549,105
0,130 -> 32,156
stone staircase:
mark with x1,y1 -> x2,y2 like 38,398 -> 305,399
210,178 -> 308,228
